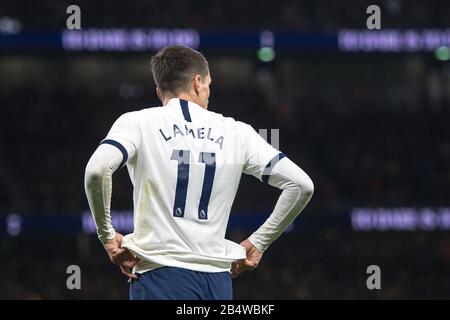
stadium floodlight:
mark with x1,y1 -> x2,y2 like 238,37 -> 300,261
435,46 -> 450,61
257,47 -> 275,62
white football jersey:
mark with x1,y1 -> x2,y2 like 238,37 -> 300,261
103,98 -> 282,273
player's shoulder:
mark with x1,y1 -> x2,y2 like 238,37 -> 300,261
203,108 -> 250,130
227,117 -> 256,135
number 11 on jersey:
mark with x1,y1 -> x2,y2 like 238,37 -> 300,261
170,149 -> 216,220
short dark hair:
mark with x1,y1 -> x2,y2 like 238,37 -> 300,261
150,45 -> 209,95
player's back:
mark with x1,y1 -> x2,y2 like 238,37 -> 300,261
116,98 -> 251,272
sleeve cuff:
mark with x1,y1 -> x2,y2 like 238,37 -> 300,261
248,234 -> 268,253
98,230 -> 116,244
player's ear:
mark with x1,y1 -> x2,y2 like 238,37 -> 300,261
193,74 -> 202,96
156,87 -> 163,102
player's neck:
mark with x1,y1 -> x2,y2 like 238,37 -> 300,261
163,93 -> 202,108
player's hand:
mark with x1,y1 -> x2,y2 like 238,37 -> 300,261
231,239 -> 263,279
103,232 -> 139,279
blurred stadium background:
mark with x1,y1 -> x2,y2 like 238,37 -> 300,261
1,0 -> 450,299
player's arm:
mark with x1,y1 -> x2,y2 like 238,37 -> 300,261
84,143 -> 125,244
232,123 -> 314,278
248,157 -> 314,252
84,113 -> 140,278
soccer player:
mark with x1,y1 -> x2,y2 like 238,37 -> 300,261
84,45 -> 314,300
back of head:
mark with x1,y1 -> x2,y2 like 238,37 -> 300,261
150,45 -> 209,97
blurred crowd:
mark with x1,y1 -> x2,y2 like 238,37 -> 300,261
1,0 -> 450,300
0,54 -> 449,214
2,231 -> 450,299
1,0 -> 450,31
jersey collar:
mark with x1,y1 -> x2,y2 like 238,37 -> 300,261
166,98 -> 203,110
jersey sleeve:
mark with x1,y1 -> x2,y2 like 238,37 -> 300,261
240,122 -> 285,182
101,112 -> 140,166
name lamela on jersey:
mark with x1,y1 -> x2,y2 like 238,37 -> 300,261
159,124 -> 225,149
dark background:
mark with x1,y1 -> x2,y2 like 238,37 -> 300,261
0,0 -> 449,299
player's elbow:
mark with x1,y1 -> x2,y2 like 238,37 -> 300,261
301,176 -> 314,199
292,172 -> 314,200
84,161 -> 107,187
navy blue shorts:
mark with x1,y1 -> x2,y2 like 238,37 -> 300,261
129,266 -> 233,300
